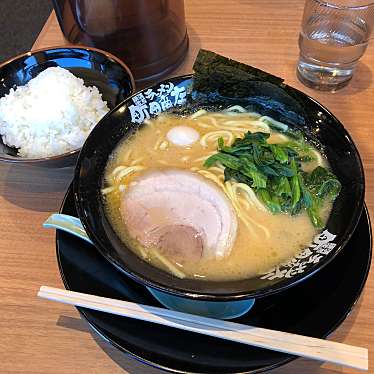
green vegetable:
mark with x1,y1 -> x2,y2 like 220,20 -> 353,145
257,189 -> 282,214
289,159 -> 301,209
260,117 -> 289,132
303,166 -> 341,229
240,158 -> 267,188
204,153 -> 241,170
273,176 -> 292,198
270,144 -> 288,164
204,131 -> 341,228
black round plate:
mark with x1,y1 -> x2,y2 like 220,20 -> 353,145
56,185 -> 372,373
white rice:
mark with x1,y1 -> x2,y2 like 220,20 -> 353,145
0,66 -> 110,158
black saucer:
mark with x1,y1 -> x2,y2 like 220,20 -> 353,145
56,185 -> 372,373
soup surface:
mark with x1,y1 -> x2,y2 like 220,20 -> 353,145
103,109 -> 332,281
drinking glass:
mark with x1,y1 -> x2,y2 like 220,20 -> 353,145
297,0 -> 374,91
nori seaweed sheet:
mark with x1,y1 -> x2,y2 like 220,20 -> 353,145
192,49 -> 284,97
189,49 -> 309,130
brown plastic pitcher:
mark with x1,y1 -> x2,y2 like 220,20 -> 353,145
52,0 -> 189,84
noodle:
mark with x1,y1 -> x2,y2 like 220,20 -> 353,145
103,109 -> 327,281
224,105 -> 248,113
130,157 -> 144,166
193,151 -> 217,163
225,182 -> 270,238
189,109 -> 207,119
215,126 -> 260,132
153,136 -> 163,150
232,183 -> 267,212
143,119 -> 153,127
312,149 -> 324,167
208,166 -> 225,174
224,182 -> 258,237
259,116 -> 288,132
193,121 -> 212,129
204,116 -> 218,127
101,186 -> 116,195
200,130 -> 234,147
151,250 -> 186,278
196,170 -> 225,188
159,140 -> 169,150
121,149 -> 133,163
113,165 -> 145,181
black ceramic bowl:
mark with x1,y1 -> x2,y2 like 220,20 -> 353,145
74,74 -> 365,301
0,46 -> 135,168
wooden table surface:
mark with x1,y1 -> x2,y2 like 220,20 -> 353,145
1,1 -> 374,373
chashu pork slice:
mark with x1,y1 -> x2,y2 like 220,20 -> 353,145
121,169 -> 238,263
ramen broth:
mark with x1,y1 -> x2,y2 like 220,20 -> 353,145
103,110 -> 332,281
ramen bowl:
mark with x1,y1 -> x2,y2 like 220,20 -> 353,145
73,74 -> 365,308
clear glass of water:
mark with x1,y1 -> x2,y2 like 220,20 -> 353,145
297,0 -> 374,91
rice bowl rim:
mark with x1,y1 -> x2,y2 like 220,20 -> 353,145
0,45 -> 136,164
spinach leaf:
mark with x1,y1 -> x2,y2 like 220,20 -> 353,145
204,130 -> 341,229
240,157 -> 267,189
271,163 -> 295,177
273,176 -> 292,197
204,153 -> 241,170
257,189 -> 282,214
224,168 -> 251,184
258,165 -> 279,177
289,159 -> 301,209
304,166 -> 341,201
307,203 -> 324,229
318,179 -> 341,200
270,144 -> 288,164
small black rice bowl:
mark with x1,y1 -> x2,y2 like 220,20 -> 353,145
73,74 -> 365,302
0,46 -> 135,168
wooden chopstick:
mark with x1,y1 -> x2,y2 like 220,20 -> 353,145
38,286 -> 368,371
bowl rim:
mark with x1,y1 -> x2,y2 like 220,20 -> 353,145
74,73 -> 366,301
0,44 -> 136,164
